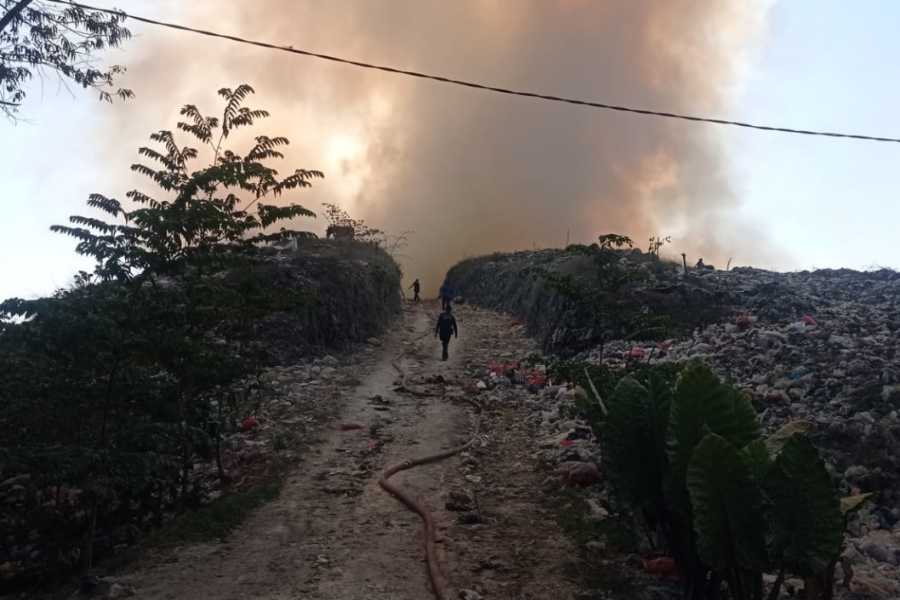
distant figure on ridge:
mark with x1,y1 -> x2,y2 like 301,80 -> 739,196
435,304 -> 459,361
326,224 -> 354,240
695,258 -> 715,271
409,278 -> 421,302
439,281 -> 454,311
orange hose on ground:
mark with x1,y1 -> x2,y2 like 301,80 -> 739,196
380,345 -> 481,600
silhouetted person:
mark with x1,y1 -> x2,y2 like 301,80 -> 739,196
409,278 -> 421,302
696,258 -> 715,271
435,305 -> 458,361
439,282 -> 453,311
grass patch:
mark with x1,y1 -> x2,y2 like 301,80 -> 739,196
146,478 -> 284,547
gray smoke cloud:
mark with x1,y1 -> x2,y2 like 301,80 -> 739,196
103,1 -> 778,294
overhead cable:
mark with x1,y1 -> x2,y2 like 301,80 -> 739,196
45,0 -> 900,144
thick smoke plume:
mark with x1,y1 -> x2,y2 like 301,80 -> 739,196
104,1 -> 775,293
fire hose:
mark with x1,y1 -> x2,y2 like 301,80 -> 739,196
379,342 -> 482,600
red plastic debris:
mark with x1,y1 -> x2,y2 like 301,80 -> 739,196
338,422 -> 365,431
627,347 -> 646,360
559,439 -> 574,447
240,416 -> 258,432
643,556 -> 677,577
526,371 -> 547,387
486,360 -> 547,387
802,314 -> 818,327
488,360 -> 520,375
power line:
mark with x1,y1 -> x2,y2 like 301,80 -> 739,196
45,0 -> 900,144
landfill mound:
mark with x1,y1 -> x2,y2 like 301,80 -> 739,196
446,248 -> 732,354
248,239 -> 403,363
448,249 -> 900,597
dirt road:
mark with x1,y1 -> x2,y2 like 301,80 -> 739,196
117,302 -> 579,599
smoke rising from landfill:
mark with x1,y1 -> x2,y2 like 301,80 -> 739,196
105,1 -> 775,292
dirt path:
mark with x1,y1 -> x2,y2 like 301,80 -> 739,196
116,302 -> 580,599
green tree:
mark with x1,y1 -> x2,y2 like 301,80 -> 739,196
52,84 -> 322,281
0,84 -> 322,582
0,0 -> 133,119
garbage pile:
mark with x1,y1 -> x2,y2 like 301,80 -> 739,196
468,359 -> 603,488
192,351 -> 371,493
481,360 -> 548,390
451,248 -> 900,597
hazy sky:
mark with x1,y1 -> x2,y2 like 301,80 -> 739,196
2,0 -> 898,300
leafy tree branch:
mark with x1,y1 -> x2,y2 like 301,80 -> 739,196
0,0 -> 132,119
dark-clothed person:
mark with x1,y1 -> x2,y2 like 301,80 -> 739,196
435,305 -> 458,361
439,282 -> 454,311
410,278 -> 421,302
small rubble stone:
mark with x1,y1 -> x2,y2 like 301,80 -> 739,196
556,461 -> 601,487
457,511 -> 482,525
859,530 -> 900,566
585,498 -> 609,522
446,489 -> 475,512
849,572 -> 900,599
106,583 -> 136,599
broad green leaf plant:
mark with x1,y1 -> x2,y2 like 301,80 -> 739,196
603,362 -> 848,600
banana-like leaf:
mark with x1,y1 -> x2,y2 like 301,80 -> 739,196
766,434 -> 843,576
766,420 -> 815,455
668,363 -> 762,514
742,438 -> 772,483
840,493 -> 874,516
603,375 -> 670,511
687,433 -> 768,573
646,372 -> 674,446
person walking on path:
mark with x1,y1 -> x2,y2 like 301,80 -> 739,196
439,281 -> 454,311
409,278 -> 421,302
434,304 -> 458,361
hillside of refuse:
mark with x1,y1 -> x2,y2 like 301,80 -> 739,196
447,246 -> 900,598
